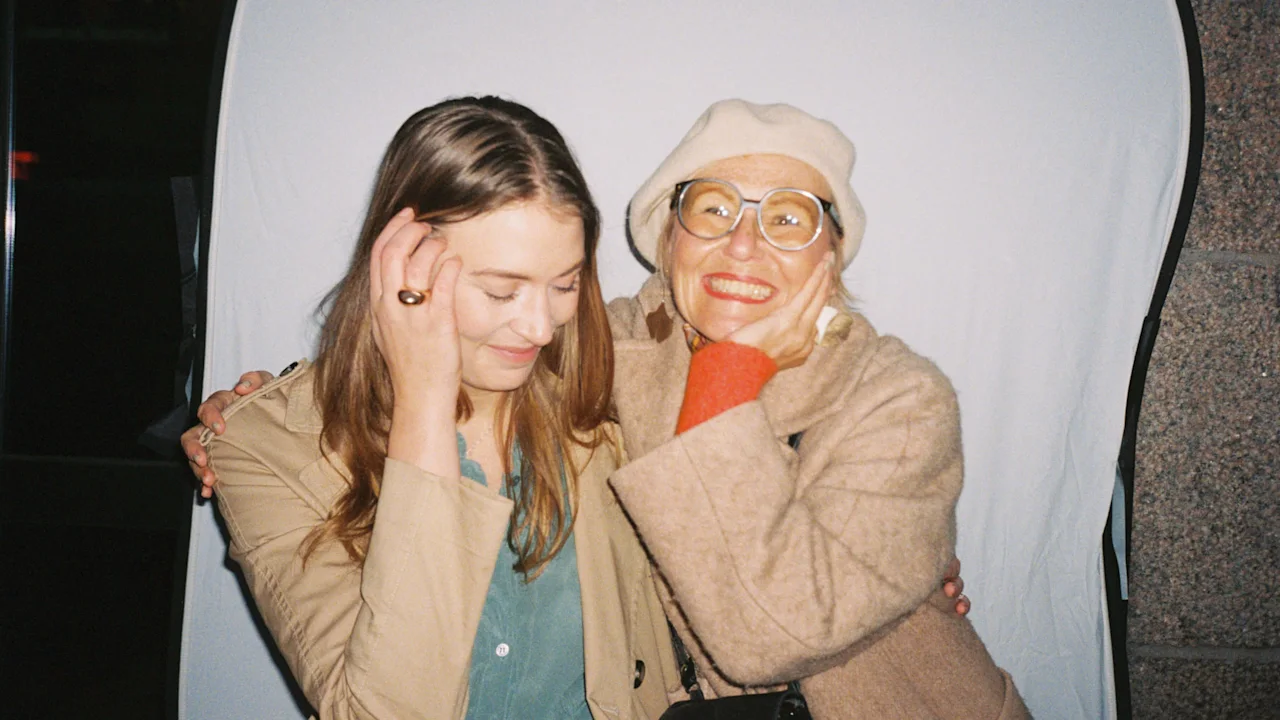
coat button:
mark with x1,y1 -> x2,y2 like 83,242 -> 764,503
278,361 -> 299,377
633,659 -> 645,688
495,643 -> 510,658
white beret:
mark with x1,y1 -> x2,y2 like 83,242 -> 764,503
628,99 -> 866,269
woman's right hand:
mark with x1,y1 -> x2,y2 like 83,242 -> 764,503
368,208 -> 463,409
726,250 -> 834,371
370,208 -> 464,479
182,370 -> 274,498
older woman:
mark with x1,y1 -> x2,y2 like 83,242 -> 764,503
187,99 -> 1025,718
606,100 -> 1028,718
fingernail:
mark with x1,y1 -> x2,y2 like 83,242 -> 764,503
398,207 -> 413,217
212,422 -> 223,432
237,380 -> 252,388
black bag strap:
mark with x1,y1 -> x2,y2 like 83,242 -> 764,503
670,624 -> 706,701
668,432 -> 805,700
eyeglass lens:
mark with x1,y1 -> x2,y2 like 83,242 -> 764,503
678,179 -> 822,249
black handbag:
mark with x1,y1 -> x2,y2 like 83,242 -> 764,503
659,630 -> 811,720
658,435 -> 812,720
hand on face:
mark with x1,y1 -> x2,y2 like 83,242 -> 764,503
369,207 -> 464,411
669,154 -> 840,369
725,250 -> 833,370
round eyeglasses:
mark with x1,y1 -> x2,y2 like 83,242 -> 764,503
671,178 -> 843,251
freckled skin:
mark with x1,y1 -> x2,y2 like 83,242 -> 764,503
669,154 -> 838,342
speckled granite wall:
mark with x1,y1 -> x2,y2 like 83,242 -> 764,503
1127,1 -> 1280,717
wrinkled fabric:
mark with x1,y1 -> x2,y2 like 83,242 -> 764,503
606,278 -> 1029,719
201,363 -> 680,719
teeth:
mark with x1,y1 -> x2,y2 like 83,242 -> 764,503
708,277 -> 774,301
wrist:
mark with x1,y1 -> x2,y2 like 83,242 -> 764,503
391,378 -> 459,414
387,396 -> 461,479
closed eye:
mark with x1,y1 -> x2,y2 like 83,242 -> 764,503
553,275 -> 580,294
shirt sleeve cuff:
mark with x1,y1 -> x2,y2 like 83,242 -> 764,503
676,342 -> 778,434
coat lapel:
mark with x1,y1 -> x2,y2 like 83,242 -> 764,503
575,442 -> 632,719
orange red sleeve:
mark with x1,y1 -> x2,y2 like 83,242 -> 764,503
675,342 -> 778,435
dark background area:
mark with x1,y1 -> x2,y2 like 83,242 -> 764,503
1,1 -> 226,717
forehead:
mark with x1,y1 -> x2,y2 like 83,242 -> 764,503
441,201 -> 584,273
694,154 -> 834,199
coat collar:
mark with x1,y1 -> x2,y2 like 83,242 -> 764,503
613,275 -> 876,447
283,360 -> 324,434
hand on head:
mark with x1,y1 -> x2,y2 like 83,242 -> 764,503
183,207 -> 465,498
369,207 -> 463,413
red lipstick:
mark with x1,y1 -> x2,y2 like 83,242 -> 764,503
701,273 -> 776,304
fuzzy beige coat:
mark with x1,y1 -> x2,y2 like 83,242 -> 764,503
606,276 -> 1029,719
201,362 -> 680,720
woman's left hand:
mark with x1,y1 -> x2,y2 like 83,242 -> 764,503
726,250 -> 834,370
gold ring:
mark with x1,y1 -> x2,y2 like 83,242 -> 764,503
397,289 -> 428,305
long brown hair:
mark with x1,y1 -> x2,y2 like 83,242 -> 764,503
309,97 -> 613,578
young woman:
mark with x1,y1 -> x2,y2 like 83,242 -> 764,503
197,96 -> 677,719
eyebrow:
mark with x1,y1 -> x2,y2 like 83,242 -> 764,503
470,260 -> 584,282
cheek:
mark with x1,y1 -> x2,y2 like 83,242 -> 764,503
669,235 -> 701,274
550,292 -> 580,327
453,290 -> 506,341
670,270 -> 700,315
669,239 -> 708,313
778,249 -> 829,296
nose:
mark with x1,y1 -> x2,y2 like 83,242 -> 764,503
725,207 -> 764,260
512,289 -> 555,346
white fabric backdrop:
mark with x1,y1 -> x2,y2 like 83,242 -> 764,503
182,2 -> 1191,717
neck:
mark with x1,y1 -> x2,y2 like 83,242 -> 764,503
465,386 -> 507,424
459,387 -> 510,451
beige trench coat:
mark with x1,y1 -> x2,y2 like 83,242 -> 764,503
605,276 -> 1029,720
201,362 -> 680,720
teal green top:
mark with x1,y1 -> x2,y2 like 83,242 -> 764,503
459,433 -> 593,720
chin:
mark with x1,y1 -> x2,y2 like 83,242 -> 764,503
688,311 -> 760,343
684,321 -> 728,343
462,366 -> 538,395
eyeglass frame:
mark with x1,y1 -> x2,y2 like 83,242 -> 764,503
669,178 -> 844,252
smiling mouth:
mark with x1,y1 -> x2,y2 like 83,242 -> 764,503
490,345 -> 539,364
703,275 -> 776,303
